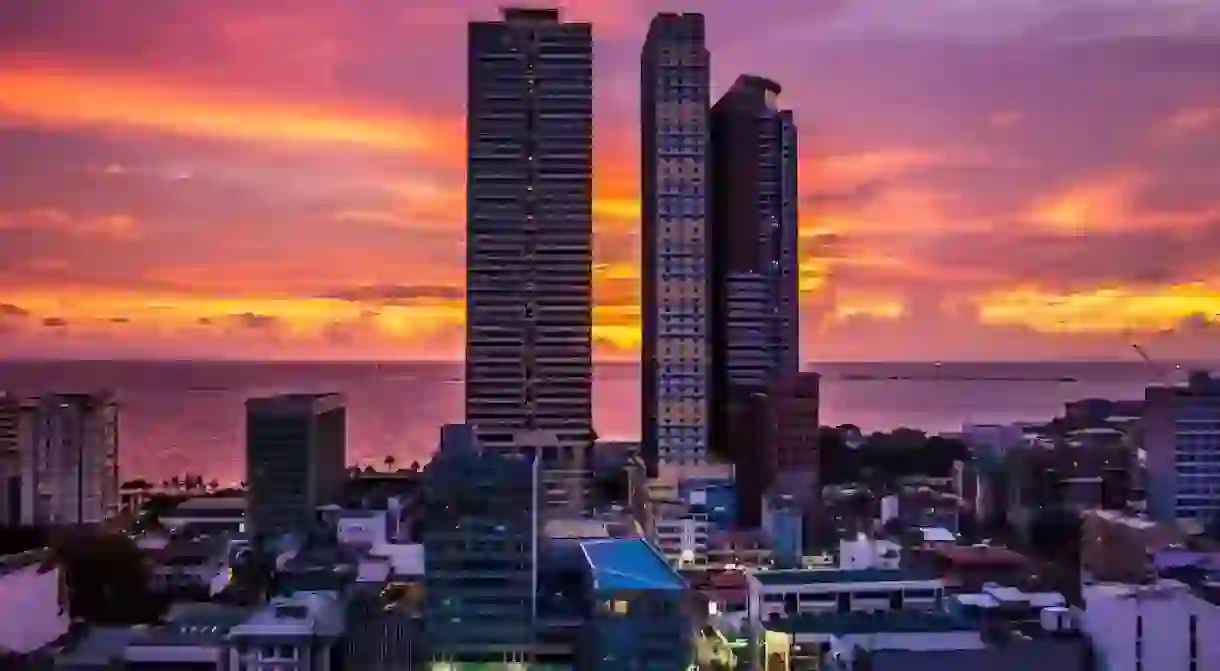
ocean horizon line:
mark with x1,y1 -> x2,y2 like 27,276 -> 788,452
1,357 -> 1212,366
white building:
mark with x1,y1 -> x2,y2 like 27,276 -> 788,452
838,535 -> 901,570
1081,581 -> 1220,671
652,499 -> 710,568
0,549 -> 69,655
747,568 -> 945,626
18,393 -> 119,525
227,591 -> 346,671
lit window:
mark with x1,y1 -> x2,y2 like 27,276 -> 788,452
611,599 -> 629,615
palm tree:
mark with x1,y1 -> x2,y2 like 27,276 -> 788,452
383,455 -> 397,471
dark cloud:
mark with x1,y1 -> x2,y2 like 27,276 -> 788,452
928,222 -> 1220,291
229,312 -> 277,330
107,316 -> 130,323
324,283 -> 463,303
0,302 -> 29,317
197,317 -> 214,325
41,317 -> 67,327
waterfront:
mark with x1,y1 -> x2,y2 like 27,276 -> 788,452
0,360 -> 1199,483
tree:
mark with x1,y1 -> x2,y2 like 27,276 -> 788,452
409,461 -> 421,473
120,479 -> 151,490
383,455 -> 397,471
52,530 -> 166,624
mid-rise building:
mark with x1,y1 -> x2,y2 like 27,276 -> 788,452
709,74 -> 800,466
0,395 -> 20,526
641,12 -> 713,471
581,538 -> 695,670
423,423 -> 541,665
465,7 -> 595,512
1082,581 -> 1219,671
245,393 -> 346,540
1143,371 -> 1220,523
18,392 -> 119,526
0,549 -> 69,656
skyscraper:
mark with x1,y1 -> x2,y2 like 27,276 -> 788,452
640,13 -> 712,472
245,393 -> 346,539
465,8 -> 594,511
17,392 -> 119,525
710,75 -> 800,464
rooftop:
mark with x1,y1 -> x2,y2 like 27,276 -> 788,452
169,496 -> 246,513
752,568 -> 938,586
581,538 -> 685,592
0,548 -> 52,579
765,610 -> 976,635
919,527 -> 957,543
934,545 -> 1028,567
128,603 -> 251,647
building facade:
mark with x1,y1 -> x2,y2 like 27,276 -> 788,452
245,394 -> 346,540
423,423 -> 542,665
709,73 -> 799,436
1144,371 -> 1220,524
641,12 -> 712,472
465,7 -> 595,512
581,538 -> 694,670
0,395 -> 20,526
17,392 -> 119,526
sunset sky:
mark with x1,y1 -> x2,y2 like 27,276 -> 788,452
1,0 -> 1218,361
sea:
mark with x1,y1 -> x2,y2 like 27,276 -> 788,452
0,360 -> 1201,485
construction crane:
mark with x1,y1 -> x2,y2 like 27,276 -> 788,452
1131,342 -> 1181,384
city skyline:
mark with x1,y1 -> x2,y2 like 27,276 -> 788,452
1,0 -> 1219,361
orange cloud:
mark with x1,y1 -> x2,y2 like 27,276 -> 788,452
1026,171 -> 1146,234
0,208 -> 141,239
974,282 -> 1220,334
0,62 -> 457,158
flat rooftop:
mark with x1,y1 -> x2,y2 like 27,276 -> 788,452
581,538 -> 685,591
751,568 -> 938,586
171,496 -> 246,512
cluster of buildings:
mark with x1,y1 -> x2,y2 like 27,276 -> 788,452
3,5 -> 1220,671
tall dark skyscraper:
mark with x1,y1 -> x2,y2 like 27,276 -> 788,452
245,393 -> 346,539
710,75 -> 800,463
465,7 -> 594,511
640,13 -> 712,473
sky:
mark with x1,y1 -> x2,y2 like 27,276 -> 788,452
0,0 -> 1218,362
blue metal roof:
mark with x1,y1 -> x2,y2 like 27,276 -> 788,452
580,538 -> 685,591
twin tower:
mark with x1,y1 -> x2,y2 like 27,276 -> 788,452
464,9 -> 799,510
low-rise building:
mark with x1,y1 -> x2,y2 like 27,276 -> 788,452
0,549 -> 69,657
931,545 -> 1029,590
580,538 -> 694,670
1081,509 -> 1186,582
1082,580 -> 1220,671
160,496 -> 246,534
226,591 -> 347,671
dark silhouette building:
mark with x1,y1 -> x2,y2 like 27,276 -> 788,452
709,75 -> 800,472
423,423 -> 541,665
465,7 -> 595,511
245,394 -> 346,539
640,12 -> 713,473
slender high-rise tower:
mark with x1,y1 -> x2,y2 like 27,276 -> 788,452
641,13 -> 712,473
710,75 -> 800,468
465,8 -> 594,511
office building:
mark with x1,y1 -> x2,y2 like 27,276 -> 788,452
245,394 -> 346,539
709,74 -> 799,473
581,538 -> 694,670
1082,581 -> 1218,671
0,395 -> 20,526
465,7 -> 595,512
423,423 -> 542,665
18,392 -> 119,526
1143,371 -> 1220,523
641,12 -> 712,471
